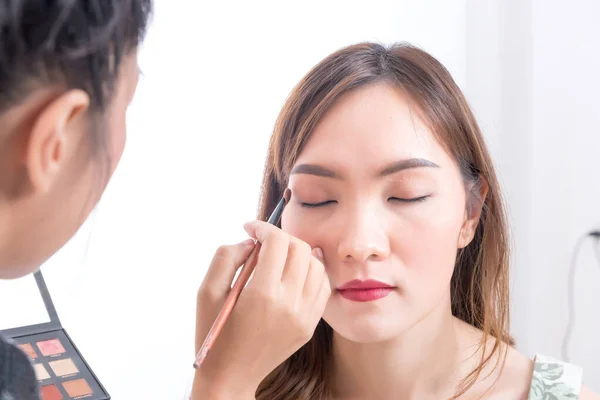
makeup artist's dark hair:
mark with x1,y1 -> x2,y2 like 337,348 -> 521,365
256,42 -> 514,399
0,0 -> 152,115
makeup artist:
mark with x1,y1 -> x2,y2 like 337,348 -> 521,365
0,2 -> 326,400
0,1 -> 152,399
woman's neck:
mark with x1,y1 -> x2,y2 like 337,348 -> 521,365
0,201 -> 28,279
0,201 -> 10,272
330,300 -> 469,400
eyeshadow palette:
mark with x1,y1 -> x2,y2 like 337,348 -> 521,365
12,330 -> 108,400
0,272 -> 109,400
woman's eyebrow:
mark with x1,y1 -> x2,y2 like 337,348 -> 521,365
378,158 -> 439,177
290,164 -> 340,179
290,158 -> 439,180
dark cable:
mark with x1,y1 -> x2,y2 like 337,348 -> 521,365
561,230 -> 600,362
592,230 -> 600,268
594,242 -> 600,267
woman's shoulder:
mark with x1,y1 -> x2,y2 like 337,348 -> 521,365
455,322 -> 598,399
482,344 -> 534,399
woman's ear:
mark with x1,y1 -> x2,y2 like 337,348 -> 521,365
458,175 -> 489,249
24,89 -> 90,193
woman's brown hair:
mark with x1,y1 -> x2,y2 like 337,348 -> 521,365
255,42 -> 513,400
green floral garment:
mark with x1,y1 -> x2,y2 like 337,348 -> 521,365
528,354 -> 583,399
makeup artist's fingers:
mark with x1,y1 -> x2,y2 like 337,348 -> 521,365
301,248 -> 326,299
317,271 -> 332,307
198,239 -> 255,304
244,220 -> 289,286
281,237 -> 312,291
309,270 -> 332,323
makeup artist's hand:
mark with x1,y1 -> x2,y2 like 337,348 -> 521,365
193,220 -> 330,399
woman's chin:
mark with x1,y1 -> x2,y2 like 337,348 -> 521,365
327,317 -> 411,344
324,298 -> 415,343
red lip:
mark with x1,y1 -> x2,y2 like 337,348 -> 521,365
338,279 -> 395,290
337,280 -> 396,302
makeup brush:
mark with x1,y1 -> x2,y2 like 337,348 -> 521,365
193,188 -> 292,369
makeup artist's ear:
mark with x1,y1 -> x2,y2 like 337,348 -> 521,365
25,89 -> 90,193
458,176 -> 489,249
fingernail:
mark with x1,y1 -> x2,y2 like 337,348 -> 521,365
312,247 -> 324,263
241,238 -> 254,247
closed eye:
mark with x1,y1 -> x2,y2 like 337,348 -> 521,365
301,200 -> 337,208
388,196 -> 429,203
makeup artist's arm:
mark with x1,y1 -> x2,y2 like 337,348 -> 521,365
191,221 -> 330,399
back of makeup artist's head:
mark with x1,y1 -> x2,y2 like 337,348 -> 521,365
0,1 -> 152,279
256,42 -> 513,399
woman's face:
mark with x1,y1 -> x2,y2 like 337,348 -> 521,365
281,82 -> 479,342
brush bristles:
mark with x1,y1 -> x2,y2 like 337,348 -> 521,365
283,188 -> 292,204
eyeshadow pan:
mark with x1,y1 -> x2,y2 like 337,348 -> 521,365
49,358 -> 79,377
34,363 -> 51,380
41,384 -> 63,400
37,338 -> 66,356
62,378 -> 93,397
18,343 -> 38,359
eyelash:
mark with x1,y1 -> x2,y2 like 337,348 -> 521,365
389,196 -> 429,204
301,196 -> 429,208
301,200 -> 337,208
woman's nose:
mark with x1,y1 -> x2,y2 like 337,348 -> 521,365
336,205 -> 390,263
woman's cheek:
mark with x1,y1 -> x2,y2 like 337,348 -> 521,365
394,216 -> 463,295
281,207 -> 318,244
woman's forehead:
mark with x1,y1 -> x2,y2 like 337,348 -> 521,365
293,83 -> 452,177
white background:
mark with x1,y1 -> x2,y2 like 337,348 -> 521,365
465,0 -> 600,390
1,0 -> 599,398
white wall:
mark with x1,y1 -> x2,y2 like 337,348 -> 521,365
465,0 -> 600,390
3,2 -> 467,399
528,0 -> 600,387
